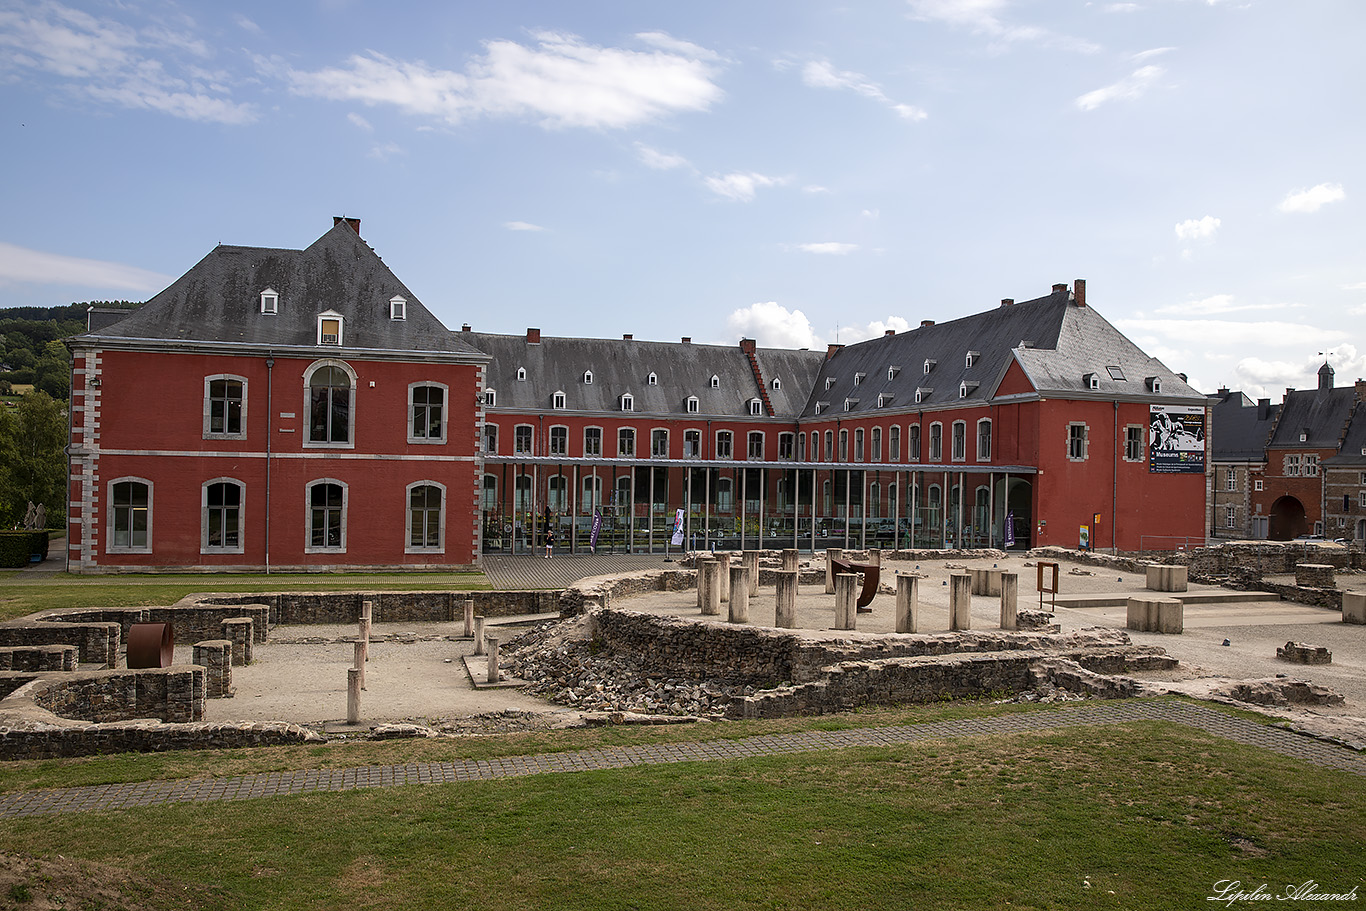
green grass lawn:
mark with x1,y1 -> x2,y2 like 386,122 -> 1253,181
0,571 -> 490,622
4,718 -> 1364,910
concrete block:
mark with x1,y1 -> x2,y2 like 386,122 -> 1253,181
1343,591 -> 1366,625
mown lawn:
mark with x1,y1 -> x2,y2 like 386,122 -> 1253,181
4,719 -> 1364,910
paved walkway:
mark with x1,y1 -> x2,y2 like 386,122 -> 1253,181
481,553 -> 675,590
3,700 -> 1361,818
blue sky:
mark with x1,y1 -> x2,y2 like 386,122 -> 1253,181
1,0 -> 1361,399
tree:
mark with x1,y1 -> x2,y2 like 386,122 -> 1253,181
0,391 -> 67,528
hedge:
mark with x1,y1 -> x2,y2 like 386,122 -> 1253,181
0,530 -> 50,568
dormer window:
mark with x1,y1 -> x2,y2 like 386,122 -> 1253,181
771,378 -> 781,391
686,395 -> 699,413
877,393 -> 892,408
710,374 -> 720,388
516,367 -> 527,382
749,398 -> 763,416
888,366 -> 900,381
965,351 -> 979,368
1146,376 -> 1162,393
825,377 -> 836,391
317,311 -> 343,346
647,372 -> 658,386
853,372 -> 865,387
552,391 -> 566,410
260,289 -> 279,315
915,386 -> 932,404
584,370 -> 594,385
389,296 -> 407,320
815,402 -> 827,415
959,381 -> 979,399
620,393 -> 633,412
1084,373 -> 1100,391
1299,430 -> 1308,443
843,398 -> 857,412
923,359 -> 936,375
484,389 -> 497,407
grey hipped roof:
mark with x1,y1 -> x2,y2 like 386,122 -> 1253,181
803,287 -> 1203,418
72,220 -> 485,361
1209,389 -> 1279,461
461,330 -> 826,419
1326,402 -> 1366,467
1267,384 -> 1358,450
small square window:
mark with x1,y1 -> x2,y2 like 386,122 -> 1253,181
389,296 -> 406,320
260,289 -> 279,314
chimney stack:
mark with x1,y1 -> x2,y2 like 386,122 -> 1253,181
526,328 -> 541,344
461,323 -> 471,332
1356,379 -> 1366,404
333,216 -> 361,236
1074,279 -> 1086,308
920,320 -> 935,328
623,333 -> 633,340
884,329 -> 895,337
826,343 -> 844,359
681,337 -> 691,344
739,338 -> 757,354
1257,398 -> 1271,419
1000,299 -> 1014,307
1052,283 -> 1067,294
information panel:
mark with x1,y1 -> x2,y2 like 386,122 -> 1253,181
1149,404 -> 1206,474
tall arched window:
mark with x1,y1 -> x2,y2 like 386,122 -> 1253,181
307,480 -> 346,551
407,483 -> 443,552
203,479 -> 244,553
109,478 -> 151,553
306,362 -> 355,445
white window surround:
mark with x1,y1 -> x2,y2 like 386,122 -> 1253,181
552,390 -> 566,410
710,374 -> 720,388
203,374 -> 248,440
686,396 -> 699,414
516,367 -> 527,381
583,370 -> 594,384
316,310 -> 344,346
584,426 -> 603,456
621,393 -> 634,412
484,388 -> 497,407
408,381 -> 448,445
749,398 -> 763,416
389,296 -> 407,320
303,359 -> 357,450
771,378 -> 782,390
107,476 -> 152,554
404,481 -> 446,554
260,288 -> 278,315
976,418 -> 992,462
201,477 -> 245,555
747,431 -> 765,460
305,478 -> 348,553
514,423 -> 534,455
648,372 -> 658,386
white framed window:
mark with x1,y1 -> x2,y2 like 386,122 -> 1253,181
716,430 -> 733,459
647,372 -> 658,386
304,360 -> 356,448
514,424 -> 534,455
406,482 -> 445,553
684,429 -> 702,459
317,310 -> 344,346
651,428 -> 669,458
1068,423 -> 1089,461
825,377 -> 836,391
1359,492 -> 1366,509
583,370 -> 594,384
483,423 -> 497,454
1225,505 -> 1236,528
778,432 -> 795,460
1305,454 -> 1320,477
552,390 -> 566,410
889,425 -> 901,461
584,427 -> 603,456
306,479 -> 347,553
976,419 -> 992,461
1225,469 -> 1236,491
824,430 -> 834,461
951,421 -> 966,461
839,429 -> 849,461
924,359 -> 935,374
871,427 -> 882,461
749,398 -> 763,416
771,378 -> 782,390
907,424 -> 921,462
686,396 -> 699,414
1284,454 -> 1302,477
710,374 -> 720,388
747,431 -> 765,460
108,478 -> 152,553
409,383 -> 447,444
854,428 -> 865,461
389,296 -> 406,320
516,367 -> 527,382
929,423 -> 943,461
1084,373 -> 1099,391
204,375 -> 247,439
260,288 -> 278,314
202,479 -> 244,554
621,393 -> 634,412
853,372 -> 865,387
485,388 -> 497,407
1254,479 -> 1264,491
549,425 -> 569,456
618,427 -> 636,457
888,366 -> 900,381
965,351 -> 979,368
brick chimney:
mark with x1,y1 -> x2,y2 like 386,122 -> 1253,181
681,337 -> 691,344
526,328 -> 541,344
461,323 -> 471,332
1052,283 -> 1067,294
884,329 -> 895,337
1000,299 -> 1014,307
1356,379 -> 1366,404
333,216 -> 361,236
739,338 -> 756,354
920,320 -> 935,328
623,333 -> 633,340
826,343 -> 844,359
1074,279 -> 1086,308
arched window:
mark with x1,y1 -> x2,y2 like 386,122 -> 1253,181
307,480 -> 346,551
203,479 -> 244,553
409,383 -> 446,443
306,361 -> 355,446
108,478 -> 151,553
407,483 -> 444,552
204,375 -> 246,438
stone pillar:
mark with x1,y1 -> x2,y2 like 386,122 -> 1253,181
1296,563 -> 1335,589
221,617 -> 253,666
999,572 -> 1019,631
486,634 -> 501,683
949,572 -> 972,631
834,572 -> 857,630
896,574 -> 918,634
825,548 -> 844,593
1343,591 -> 1366,624
775,570 -> 798,628
782,548 -> 799,573
729,566 -> 750,624
473,616 -> 487,655
359,600 -> 372,664
191,640 -> 233,698
353,640 -> 367,690
700,561 -> 722,616
347,667 -> 361,724
717,553 -> 732,603
743,550 -> 760,595
697,558 -> 716,611
463,599 -> 475,638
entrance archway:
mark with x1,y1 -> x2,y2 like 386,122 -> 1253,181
1268,496 -> 1307,541
994,477 -> 1033,548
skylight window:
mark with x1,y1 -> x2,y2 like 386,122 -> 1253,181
1107,366 -> 1126,381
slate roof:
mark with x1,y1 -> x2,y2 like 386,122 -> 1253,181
1209,390 -> 1279,461
72,220 -> 485,361
1266,383 -> 1357,450
803,287 -> 1203,418
1326,403 -> 1366,467
460,330 -> 825,420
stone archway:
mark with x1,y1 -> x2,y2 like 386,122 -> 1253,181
994,477 -> 1033,548
1268,495 -> 1307,541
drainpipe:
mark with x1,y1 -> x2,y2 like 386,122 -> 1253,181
265,355 -> 274,574
1113,400 -> 1119,555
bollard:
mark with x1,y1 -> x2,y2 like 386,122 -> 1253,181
463,599 -> 475,638
896,574 -> 919,634
473,616 -> 487,656
835,573 -> 858,630
347,667 -> 361,724
782,548 -> 799,573
949,573 -> 972,631
697,558 -> 716,611
359,600 -> 372,664
825,548 -> 844,594
729,566 -> 750,623
486,634 -> 501,683
353,640 -> 367,690
999,572 -> 1019,631
700,561 -> 722,616
717,553 -> 732,603
775,570 -> 798,628
743,550 -> 760,596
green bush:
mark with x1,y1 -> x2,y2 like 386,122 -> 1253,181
0,530 -> 49,567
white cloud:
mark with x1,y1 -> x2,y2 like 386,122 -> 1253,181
1106,3 -> 1142,12
704,171 -> 785,202
0,1 -> 256,124
1075,65 -> 1163,111
907,0 -> 1099,52
1233,346 -> 1366,397
1278,182 -> 1345,214
1117,317 -> 1342,350
798,242 -> 859,255
347,112 -> 373,131
726,302 -> 821,349
503,221 -> 546,232
233,14 -> 262,35
289,31 -> 723,129
1174,215 -> 1220,241
367,141 -> 403,160
801,59 -> 927,121
845,317 -> 913,343
0,242 -> 171,291
802,185 -> 832,194
635,143 -> 689,170
1132,47 -> 1175,62
1342,281 -> 1366,291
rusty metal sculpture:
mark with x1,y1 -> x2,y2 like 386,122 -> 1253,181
127,622 -> 175,668
831,558 -> 881,610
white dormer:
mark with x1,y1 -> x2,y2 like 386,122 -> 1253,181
584,370 -> 594,385
965,350 -> 979,368
484,389 -> 497,407
317,310 -> 344,346
686,395 -> 699,413
710,374 -> 720,388
888,366 -> 900,381
959,381 -> 979,398
915,386 -> 932,404
771,378 -> 781,391
1084,372 -> 1100,391
516,367 -> 527,382
647,372 -> 658,386
843,398 -> 858,412
825,377 -> 836,391
1146,376 -> 1162,394
877,393 -> 893,408
815,402 -> 827,415
389,296 -> 407,320
260,288 -> 279,315
853,372 -> 865,386
620,392 -> 634,411
923,358 -> 936,375
749,398 -> 763,416
552,390 -> 566,409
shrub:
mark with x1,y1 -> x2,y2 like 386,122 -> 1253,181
0,530 -> 49,568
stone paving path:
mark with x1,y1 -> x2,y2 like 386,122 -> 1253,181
481,552 -> 675,590
3,700 -> 1361,819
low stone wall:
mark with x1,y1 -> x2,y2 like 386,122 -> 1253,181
0,620 -> 119,668
33,605 -> 271,649
192,640 -> 233,698
1257,582 -> 1342,610
0,720 -> 322,761
19,666 -> 205,724
1295,564 -> 1336,588
0,645 -> 77,672
187,590 -> 557,626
